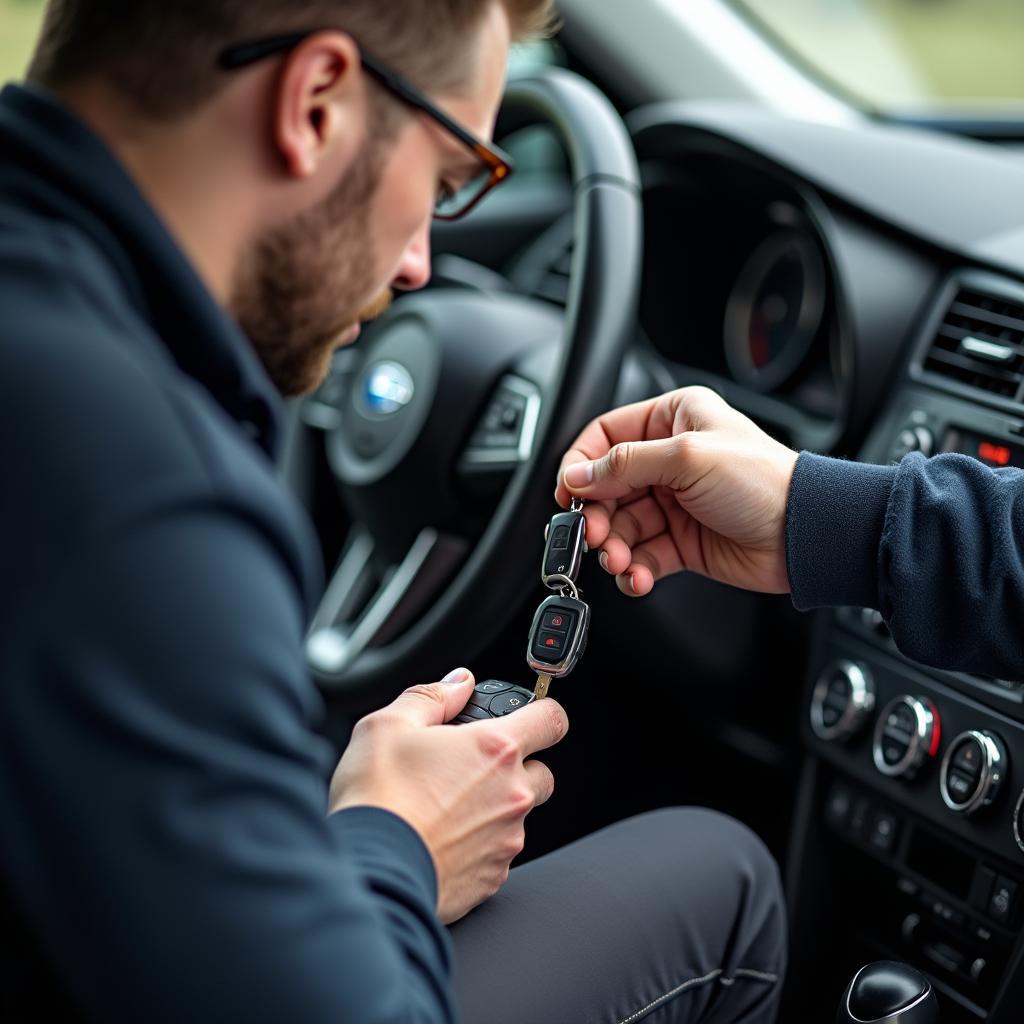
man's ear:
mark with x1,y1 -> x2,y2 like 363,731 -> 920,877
273,31 -> 365,179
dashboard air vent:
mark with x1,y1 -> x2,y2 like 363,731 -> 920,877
922,287 -> 1024,401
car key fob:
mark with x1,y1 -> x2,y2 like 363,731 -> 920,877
541,510 -> 587,589
526,594 -> 590,678
453,680 -> 536,723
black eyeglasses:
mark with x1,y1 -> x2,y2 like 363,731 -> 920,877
218,31 -> 515,221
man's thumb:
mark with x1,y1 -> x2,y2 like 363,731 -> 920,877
563,437 -> 686,499
392,669 -> 476,726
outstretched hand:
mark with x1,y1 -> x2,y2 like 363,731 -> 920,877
555,386 -> 799,598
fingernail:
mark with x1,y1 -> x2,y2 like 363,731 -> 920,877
630,574 -> 639,594
564,462 -> 594,489
442,668 -> 470,685
599,551 -> 610,573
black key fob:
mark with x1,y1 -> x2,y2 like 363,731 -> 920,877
541,511 -> 587,588
453,681 -> 535,723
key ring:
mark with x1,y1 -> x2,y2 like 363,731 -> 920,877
570,497 -> 584,514
548,576 -> 579,601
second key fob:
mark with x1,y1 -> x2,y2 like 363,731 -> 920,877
526,594 -> 590,678
454,681 -> 535,723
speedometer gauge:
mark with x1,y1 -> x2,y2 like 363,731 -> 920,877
723,229 -> 827,392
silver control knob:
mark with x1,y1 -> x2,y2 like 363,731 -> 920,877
873,696 -> 940,779
890,426 -> 935,463
811,661 -> 875,742
940,730 -> 1008,816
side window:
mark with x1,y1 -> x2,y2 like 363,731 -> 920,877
0,0 -> 44,83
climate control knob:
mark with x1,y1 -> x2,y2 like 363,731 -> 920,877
940,731 -> 1008,816
890,425 -> 935,463
810,661 -> 875,742
873,696 -> 940,779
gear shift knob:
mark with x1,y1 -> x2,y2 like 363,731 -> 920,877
837,962 -> 938,1023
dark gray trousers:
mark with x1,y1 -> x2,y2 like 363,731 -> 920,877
450,808 -> 786,1024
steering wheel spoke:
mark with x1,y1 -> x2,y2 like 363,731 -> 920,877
307,526 -> 469,684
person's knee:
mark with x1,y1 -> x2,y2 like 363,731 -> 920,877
630,807 -> 787,965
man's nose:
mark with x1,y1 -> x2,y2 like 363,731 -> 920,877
391,221 -> 432,292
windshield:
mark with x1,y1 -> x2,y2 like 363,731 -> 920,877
732,0 -> 1024,121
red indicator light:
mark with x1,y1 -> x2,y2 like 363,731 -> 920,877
928,702 -> 942,758
545,638 -> 557,647
978,441 -> 1012,467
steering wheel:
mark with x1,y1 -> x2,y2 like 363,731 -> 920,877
301,68 -> 642,707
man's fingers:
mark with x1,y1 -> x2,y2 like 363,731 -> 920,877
390,669 -> 477,726
499,698 -> 569,758
616,534 -> 687,598
599,494 -> 670,575
563,436 -> 688,501
523,760 -> 555,807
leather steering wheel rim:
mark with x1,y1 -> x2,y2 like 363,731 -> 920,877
310,68 -> 642,706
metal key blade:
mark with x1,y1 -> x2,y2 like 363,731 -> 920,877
534,674 -> 553,700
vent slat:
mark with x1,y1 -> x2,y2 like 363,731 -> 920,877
923,286 -> 1024,403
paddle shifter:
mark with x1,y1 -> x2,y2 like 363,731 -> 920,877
837,962 -> 939,1023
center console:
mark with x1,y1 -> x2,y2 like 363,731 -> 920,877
788,271 -> 1024,1023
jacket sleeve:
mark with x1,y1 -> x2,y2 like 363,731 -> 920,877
0,501 -> 455,1024
786,451 -> 1024,681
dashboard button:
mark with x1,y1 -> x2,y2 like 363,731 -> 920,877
868,810 -> 900,854
810,661 -> 875,743
989,877 -> 1017,926
872,695 -> 940,780
940,731 -> 1008,816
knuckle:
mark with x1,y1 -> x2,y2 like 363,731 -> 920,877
502,829 -> 527,860
607,442 -> 633,478
479,729 -> 520,765
403,683 -> 445,707
353,710 -> 390,736
507,786 -> 535,818
543,701 -> 569,743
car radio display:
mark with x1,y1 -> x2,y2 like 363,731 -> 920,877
942,428 -> 1024,469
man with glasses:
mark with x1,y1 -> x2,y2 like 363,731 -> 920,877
0,2 -> 784,1022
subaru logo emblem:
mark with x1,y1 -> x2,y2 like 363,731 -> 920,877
361,361 -> 415,416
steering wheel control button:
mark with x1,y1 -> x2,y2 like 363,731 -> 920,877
460,375 -> 542,474
872,696 -> 940,780
810,660 -> 875,742
940,731 -> 1008,816
454,682 -> 535,724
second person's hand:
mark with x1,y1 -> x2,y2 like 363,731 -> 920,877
555,386 -> 799,597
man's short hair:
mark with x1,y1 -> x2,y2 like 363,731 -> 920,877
28,0 -> 555,120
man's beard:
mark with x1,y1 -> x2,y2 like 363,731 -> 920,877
231,144 -> 394,398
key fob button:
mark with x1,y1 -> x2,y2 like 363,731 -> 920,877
489,692 -> 532,716
533,631 -> 567,661
476,680 -> 513,695
458,703 -> 493,721
541,610 -> 573,633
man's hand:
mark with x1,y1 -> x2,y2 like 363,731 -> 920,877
555,386 -> 799,597
329,670 -> 567,924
